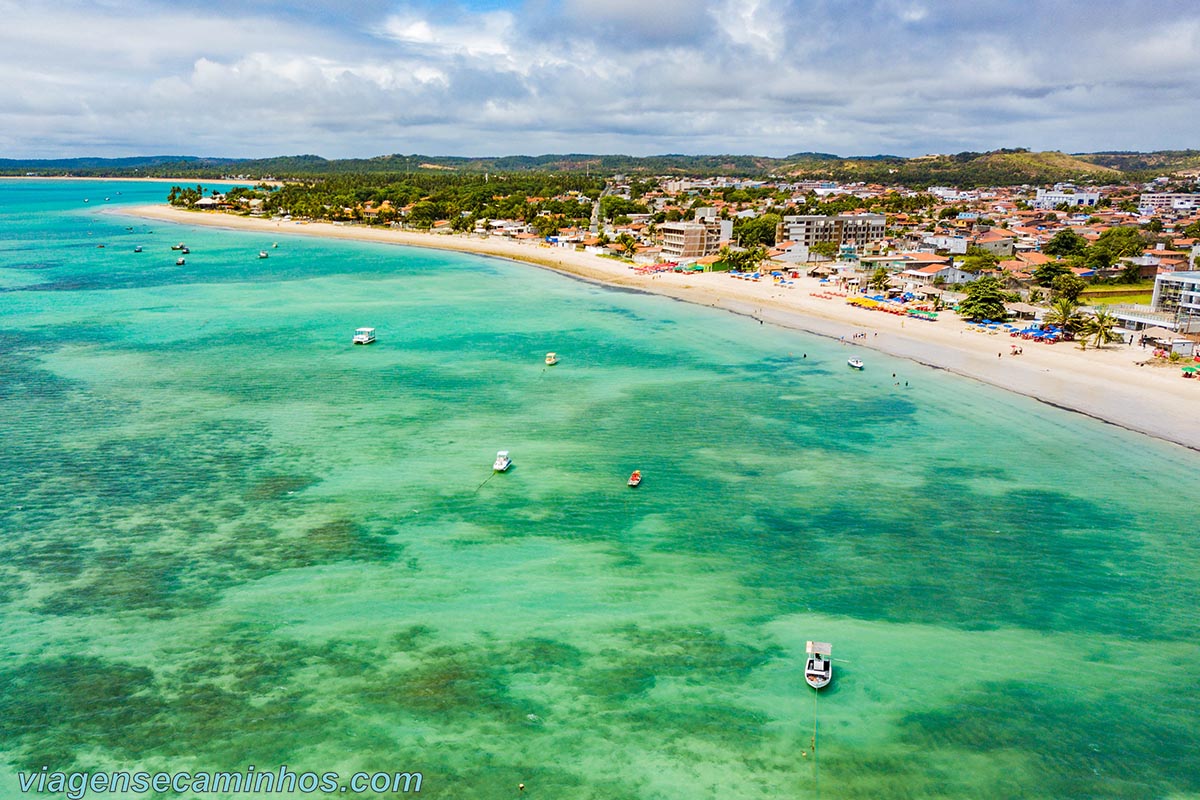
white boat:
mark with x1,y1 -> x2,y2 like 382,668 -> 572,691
804,641 -> 833,690
133,246 -> 143,253
545,352 -> 558,366
493,451 -> 512,472
352,327 -> 376,345
628,469 -> 642,487
171,243 -> 185,251
175,258 -> 186,265
847,358 -> 864,370
259,251 -> 269,259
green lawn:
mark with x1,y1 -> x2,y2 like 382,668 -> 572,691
1085,291 -> 1154,306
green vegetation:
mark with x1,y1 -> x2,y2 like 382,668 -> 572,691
1080,309 -> 1121,350
961,246 -> 999,272
1080,291 -> 1154,306
2,148 -> 1195,183
732,213 -> 781,247
1077,149 -> 1200,176
868,266 -> 891,291
600,195 -> 648,221
957,275 -> 1014,321
1043,229 -> 1089,258
614,232 -> 638,258
1051,274 -> 1088,303
169,173 -> 604,231
809,241 -> 840,261
715,245 -> 768,272
781,149 -> 1121,188
1033,262 -> 1073,287
1044,298 -> 1087,335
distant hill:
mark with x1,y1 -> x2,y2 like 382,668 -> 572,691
0,148 -> 1189,185
0,155 -> 207,171
778,149 -> 1122,188
1074,150 -> 1200,175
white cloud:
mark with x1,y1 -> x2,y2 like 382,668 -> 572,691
2,0 -> 1199,158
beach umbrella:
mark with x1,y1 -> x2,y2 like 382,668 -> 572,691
1183,366 -> 1197,373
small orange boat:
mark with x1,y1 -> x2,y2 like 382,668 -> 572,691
628,470 -> 642,488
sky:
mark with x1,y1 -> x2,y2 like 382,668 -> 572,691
3,0 -> 1199,159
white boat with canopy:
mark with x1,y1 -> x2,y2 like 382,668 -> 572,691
805,641 -> 833,689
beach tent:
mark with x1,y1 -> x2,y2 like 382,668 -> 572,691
1140,326 -> 1178,341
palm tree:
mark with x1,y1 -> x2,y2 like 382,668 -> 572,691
868,266 -> 890,292
1082,309 -> 1121,350
615,232 -> 637,259
717,245 -> 736,270
743,244 -> 768,273
1043,297 -> 1085,336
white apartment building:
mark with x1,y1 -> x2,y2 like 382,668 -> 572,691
1032,185 -> 1100,209
1138,193 -> 1200,212
1111,270 -> 1200,333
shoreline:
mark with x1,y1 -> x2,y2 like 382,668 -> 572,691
115,204 -> 1200,451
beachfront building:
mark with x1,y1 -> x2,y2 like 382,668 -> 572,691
1151,271 -> 1200,327
1110,271 -> 1200,334
660,216 -> 733,260
774,213 -> 886,262
899,263 -> 979,286
1032,185 -> 1100,209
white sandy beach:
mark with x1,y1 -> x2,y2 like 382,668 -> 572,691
118,204 -> 1200,451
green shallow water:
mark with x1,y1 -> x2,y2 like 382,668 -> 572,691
1,180 -> 1199,799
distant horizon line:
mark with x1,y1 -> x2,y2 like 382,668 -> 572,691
1,147 -> 1193,163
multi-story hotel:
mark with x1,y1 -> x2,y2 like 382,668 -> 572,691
1138,193 -> 1200,212
774,213 -> 886,249
1111,271 -> 1200,334
660,214 -> 734,260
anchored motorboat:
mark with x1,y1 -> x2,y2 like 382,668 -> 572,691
804,641 -> 833,690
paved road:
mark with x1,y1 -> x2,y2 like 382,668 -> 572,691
590,183 -> 612,235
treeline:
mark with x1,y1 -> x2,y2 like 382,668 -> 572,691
173,173 -> 605,234
8,148 -> 1195,183
780,152 -> 1127,189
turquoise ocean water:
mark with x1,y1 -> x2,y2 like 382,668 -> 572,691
1,180 -> 1198,799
